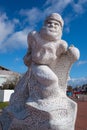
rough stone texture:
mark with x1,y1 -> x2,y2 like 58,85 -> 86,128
0,13 -> 80,130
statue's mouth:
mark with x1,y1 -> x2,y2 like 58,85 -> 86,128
47,28 -> 57,33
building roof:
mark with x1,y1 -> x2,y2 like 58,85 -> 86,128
0,66 -> 10,71
0,66 -> 20,76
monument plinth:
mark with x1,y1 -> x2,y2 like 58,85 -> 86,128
0,13 -> 80,130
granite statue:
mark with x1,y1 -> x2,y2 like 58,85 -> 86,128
0,13 -> 80,130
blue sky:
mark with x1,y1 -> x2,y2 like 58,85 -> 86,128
0,0 -> 87,79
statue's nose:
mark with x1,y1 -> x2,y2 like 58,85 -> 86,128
50,23 -> 55,27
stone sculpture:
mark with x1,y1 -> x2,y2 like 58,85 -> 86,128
0,13 -> 80,130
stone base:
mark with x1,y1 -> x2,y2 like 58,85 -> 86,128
8,97 -> 76,130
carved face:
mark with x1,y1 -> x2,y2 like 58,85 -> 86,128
44,19 -> 61,33
40,19 -> 62,41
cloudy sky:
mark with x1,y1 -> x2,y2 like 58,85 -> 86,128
0,0 -> 87,78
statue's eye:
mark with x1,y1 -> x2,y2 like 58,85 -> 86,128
55,23 -> 60,26
47,22 -> 51,24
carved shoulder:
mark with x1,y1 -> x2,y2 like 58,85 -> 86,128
27,31 -> 37,47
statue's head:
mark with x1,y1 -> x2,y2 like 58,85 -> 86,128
40,13 -> 64,41
44,13 -> 64,28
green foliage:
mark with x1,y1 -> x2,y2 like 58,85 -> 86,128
0,102 -> 9,109
2,75 -> 21,90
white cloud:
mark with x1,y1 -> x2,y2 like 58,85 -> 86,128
0,12 -> 30,53
77,60 -> 87,66
0,12 -> 26,53
44,0 -> 71,8
0,13 -> 14,43
12,18 -> 20,25
68,77 -> 87,87
64,26 -> 70,33
71,0 -> 87,14
19,8 -> 42,26
0,30 -> 27,52
73,4 -> 84,14
14,57 -> 22,62
44,0 -> 71,15
73,0 -> 87,13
